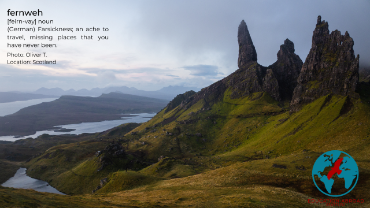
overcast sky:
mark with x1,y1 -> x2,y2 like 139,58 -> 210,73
0,0 -> 369,92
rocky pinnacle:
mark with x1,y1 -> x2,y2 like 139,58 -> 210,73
238,20 -> 257,68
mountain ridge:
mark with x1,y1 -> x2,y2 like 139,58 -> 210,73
33,85 -> 201,101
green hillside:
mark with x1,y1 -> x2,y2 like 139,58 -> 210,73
13,86 -> 367,207
1,86 -> 368,207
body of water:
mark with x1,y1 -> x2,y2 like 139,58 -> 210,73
0,98 -> 58,117
1,168 -> 65,195
0,113 -> 155,142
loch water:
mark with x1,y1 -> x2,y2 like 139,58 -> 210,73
1,168 -> 65,195
0,98 -> 58,117
0,113 -> 156,142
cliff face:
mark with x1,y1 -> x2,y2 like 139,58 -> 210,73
262,68 -> 280,101
290,16 -> 359,111
269,39 -> 303,101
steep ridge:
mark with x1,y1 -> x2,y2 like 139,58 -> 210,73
164,90 -> 196,113
291,16 -> 359,111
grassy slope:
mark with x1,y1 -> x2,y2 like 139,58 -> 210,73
0,133 -> 111,185
2,153 -> 368,207
3,87 -> 370,207
113,88 -> 370,205
128,88 -> 370,161
24,123 -> 140,195
26,140 -> 112,195
0,186 -> 122,208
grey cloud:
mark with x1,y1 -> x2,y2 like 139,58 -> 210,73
183,65 -> 220,76
0,65 -> 94,91
128,0 -> 370,67
98,72 -> 117,81
1,0 -> 369,92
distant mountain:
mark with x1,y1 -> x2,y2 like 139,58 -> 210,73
0,92 -> 168,136
0,92 -> 58,103
33,85 -> 201,100
156,86 -> 201,95
33,87 -> 65,96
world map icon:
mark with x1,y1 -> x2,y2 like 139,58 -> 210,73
312,150 -> 359,197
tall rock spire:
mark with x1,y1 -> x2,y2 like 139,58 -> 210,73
238,20 -> 257,68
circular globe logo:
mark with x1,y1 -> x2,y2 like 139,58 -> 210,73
312,150 -> 359,197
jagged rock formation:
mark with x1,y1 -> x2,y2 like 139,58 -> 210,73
230,21 -> 303,101
290,16 -> 359,111
181,20 -> 302,107
268,39 -> 303,100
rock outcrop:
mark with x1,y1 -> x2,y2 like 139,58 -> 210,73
233,21 -> 303,101
290,16 -> 359,111
269,39 -> 303,100
180,20 -> 303,107
229,62 -> 268,99
165,90 -> 196,113
97,141 -> 126,171
263,69 -> 280,100
230,21 -> 302,101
